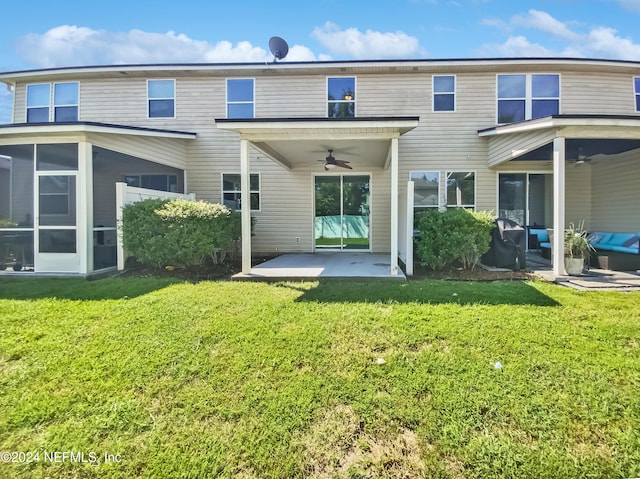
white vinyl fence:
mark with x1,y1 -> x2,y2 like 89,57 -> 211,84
115,182 -> 195,270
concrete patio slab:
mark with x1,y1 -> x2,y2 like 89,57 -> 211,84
233,253 -> 406,280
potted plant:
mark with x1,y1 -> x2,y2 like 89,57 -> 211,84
564,221 -> 593,275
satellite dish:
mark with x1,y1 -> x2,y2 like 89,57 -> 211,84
269,36 -> 289,62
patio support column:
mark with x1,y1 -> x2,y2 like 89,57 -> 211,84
390,137 -> 399,276
240,138 -> 251,274
552,136 -> 566,276
78,141 -> 93,275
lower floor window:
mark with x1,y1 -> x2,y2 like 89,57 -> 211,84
123,174 -> 178,192
222,173 -> 260,211
446,171 -> 475,208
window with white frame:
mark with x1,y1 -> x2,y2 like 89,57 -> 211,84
222,173 -> 260,211
328,77 -> 355,118
446,171 -> 475,208
497,74 -> 559,124
411,171 -> 440,215
226,79 -> 254,119
27,82 -> 79,123
147,80 -> 175,118
635,77 -> 640,112
433,75 -> 455,112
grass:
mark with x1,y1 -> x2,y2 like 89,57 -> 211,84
0,277 -> 639,478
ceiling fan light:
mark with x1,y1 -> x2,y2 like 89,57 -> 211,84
325,163 -> 337,169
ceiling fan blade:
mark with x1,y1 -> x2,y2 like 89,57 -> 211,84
336,160 -> 352,169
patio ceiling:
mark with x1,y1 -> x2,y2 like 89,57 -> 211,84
215,117 -> 419,170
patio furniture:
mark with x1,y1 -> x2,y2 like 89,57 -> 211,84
588,231 -> 640,271
528,228 -> 551,259
481,218 -> 526,270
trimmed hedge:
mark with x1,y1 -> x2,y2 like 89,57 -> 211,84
121,198 -> 242,268
415,208 -> 495,270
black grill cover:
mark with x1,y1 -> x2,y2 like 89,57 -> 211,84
481,218 -> 526,270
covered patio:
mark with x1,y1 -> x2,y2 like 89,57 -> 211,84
216,117 -> 419,277
480,114 -> 640,277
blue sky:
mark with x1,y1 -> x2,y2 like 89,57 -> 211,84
2,0 -> 640,122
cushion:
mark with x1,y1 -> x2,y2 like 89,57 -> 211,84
622,235 -> 640,247
530,229 -> 548,242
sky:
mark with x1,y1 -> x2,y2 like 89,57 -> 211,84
2,0 -> 640,123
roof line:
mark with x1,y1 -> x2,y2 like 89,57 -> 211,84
2,56 -> 640,77
0,121 -> 197,137
478,114 -> 640,135
215,116 -> 420,123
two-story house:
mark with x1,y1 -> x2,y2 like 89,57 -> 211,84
1,57 -> 639,277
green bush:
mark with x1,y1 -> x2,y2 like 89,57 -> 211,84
415,208 -> 495,270
121,198 -> 243,268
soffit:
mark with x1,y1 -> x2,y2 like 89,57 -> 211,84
216,117 -> 419,169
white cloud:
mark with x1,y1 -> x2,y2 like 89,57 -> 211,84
512,9 -> 581,42
481,9 -> 640,60
479,36 -> 554,57
311,22 -> 426,59
617,0 -> 640,13
16,25 -> 316,68
584,26 -> 640,58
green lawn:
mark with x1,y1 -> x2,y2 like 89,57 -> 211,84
0,277 -> 639,478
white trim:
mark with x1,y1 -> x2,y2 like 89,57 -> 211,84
240,139 -> 251,274
390,138 -> 399,276
634,76 -> 640,112
479,115 -> 640,138
226,78 -> 255,119
326,76 -> 357,118
221,171 -> 261,212
432,74 -> 456,113
146,79 -> 176,119
552,137 -> 566,276
0,123 -> 196,139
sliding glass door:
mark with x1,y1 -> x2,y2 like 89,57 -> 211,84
314,175 -> 370,251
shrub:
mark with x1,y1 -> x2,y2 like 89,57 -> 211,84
415,208 -> 495,270
121,198 -> 243,268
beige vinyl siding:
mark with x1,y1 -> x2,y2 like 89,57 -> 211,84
562,71 -> 637,115
487,130 -> 557,167
391,73 -> 496,213
13,84 -> 26,123
256,75 -> 325,118
89,133 -> 189,170
590,152 -> 640,232
565,165 -> 592,230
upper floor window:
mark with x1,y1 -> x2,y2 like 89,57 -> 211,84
27,82 -> 78,123
433,75 -> 455,112
227,79 -> 254,119
147,80 -> 175,118
635,77 -> 640,112
328,77 -> 355,118
497,74 -> 559,124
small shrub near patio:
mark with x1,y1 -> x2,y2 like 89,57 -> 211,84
415,208 -> 495,270
121,198 -> 241,268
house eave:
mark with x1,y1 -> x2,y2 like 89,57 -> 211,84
479,114 -> 640,138
0,121 -> 197,139
215,116 -> 420,140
